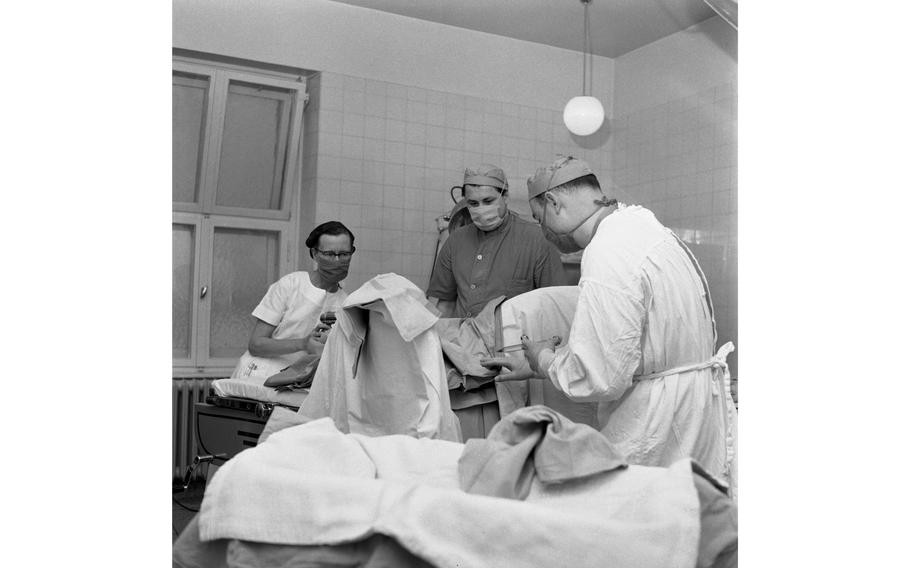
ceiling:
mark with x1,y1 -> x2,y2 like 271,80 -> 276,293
330,0 -> 718,59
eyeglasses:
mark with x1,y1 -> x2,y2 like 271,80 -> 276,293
315,248 -> 355,260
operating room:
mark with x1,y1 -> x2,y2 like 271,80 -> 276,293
172,0 -> 739,565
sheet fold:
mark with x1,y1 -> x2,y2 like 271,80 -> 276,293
458,405 -> 627,500
198,416 -> 702,568
298,273 -> 461,441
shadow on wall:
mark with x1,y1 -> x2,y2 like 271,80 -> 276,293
569,120 -> 612,150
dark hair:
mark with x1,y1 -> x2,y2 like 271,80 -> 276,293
306,221 -> 355,257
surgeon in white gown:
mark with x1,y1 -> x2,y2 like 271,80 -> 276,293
482,156 -> 737,498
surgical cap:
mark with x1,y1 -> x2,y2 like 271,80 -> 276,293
527,156 -> 594,199
464,163 -> 508,190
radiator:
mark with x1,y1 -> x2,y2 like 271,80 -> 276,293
173,377 -> 215,481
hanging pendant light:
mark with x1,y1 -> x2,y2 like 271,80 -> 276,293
563,0 -> 605,136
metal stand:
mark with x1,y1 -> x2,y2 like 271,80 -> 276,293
174,453 -> 228,493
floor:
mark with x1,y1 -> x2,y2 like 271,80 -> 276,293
173,478 -> 206,542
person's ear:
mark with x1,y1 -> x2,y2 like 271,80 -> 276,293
544,191 -> 559,211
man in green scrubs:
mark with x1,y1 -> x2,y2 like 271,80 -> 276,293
427,163 -> 566,438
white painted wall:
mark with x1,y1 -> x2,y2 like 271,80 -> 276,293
613,16 -> 736,115
173,0 -> 614,115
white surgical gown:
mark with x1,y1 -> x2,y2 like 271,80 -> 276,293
229,272 -> 347,381
539,205 -> 737,496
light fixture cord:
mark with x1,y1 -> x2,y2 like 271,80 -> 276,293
582,0 -> 593,96
582,0 -> 588,95
588,0 -> 592,95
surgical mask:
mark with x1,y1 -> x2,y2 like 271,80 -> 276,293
469,199 -> 507,232
539,197 -> 618,254
540,204 -> 583,254
314,255 -> 350,286
542,225 -> 583,254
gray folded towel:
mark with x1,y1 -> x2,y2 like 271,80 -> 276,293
458,405 -> 627,500
264,353 -> 321,389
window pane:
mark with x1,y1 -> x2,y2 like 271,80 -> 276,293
209,227 -> 281,358
173,223 -> 196,358
173,72 -> 209,204
215,81 -> 294,210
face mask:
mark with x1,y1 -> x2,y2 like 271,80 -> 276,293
469,198 -> 507,232
315,256 -> 350,286
539,196 -> 618,254
542,225 -> 583,254
540,203 -> 583,254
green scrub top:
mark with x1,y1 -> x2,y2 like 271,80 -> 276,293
428,210 -> 567,317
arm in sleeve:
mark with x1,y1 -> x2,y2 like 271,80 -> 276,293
533,239 -> 568,288
426,238 -> 457,301
542,278 -> 646,402
251,275 -> 293,326
248,274 -> 318,356
248,319 -> 312,357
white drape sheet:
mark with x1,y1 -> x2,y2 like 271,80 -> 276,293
298,273 -> 462,442
198,417 -> 702,568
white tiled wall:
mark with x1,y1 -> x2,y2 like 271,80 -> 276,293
302,72 -> 735,377
304,71 -> 612,293
610,80 -> 737,378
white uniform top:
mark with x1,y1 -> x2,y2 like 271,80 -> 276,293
230,271 -> 347,381
539,205 -> 737,496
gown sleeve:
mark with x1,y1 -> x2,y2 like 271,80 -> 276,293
541,277 -> 648,402
251,274 -> 294,326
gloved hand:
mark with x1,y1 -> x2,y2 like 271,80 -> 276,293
479,354 -> 538,382
480,334 -> 562,381
305,322 -> 332,355
521,334 -> 561,374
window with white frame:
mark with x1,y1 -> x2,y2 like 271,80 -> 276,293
172,57 -> 308,376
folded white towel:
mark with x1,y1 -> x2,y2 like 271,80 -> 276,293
199,417 -> 700,568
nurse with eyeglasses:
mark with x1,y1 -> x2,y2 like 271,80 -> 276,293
228,221 -> 356,382
314,249 -> 353,260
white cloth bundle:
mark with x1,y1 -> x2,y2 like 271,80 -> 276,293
496,286 -> 599,427
198,417 -> 701,568
298,273 -> 461,441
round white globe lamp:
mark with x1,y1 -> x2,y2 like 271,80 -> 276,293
563,0 -> 604,137
563,95 -> 605,136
